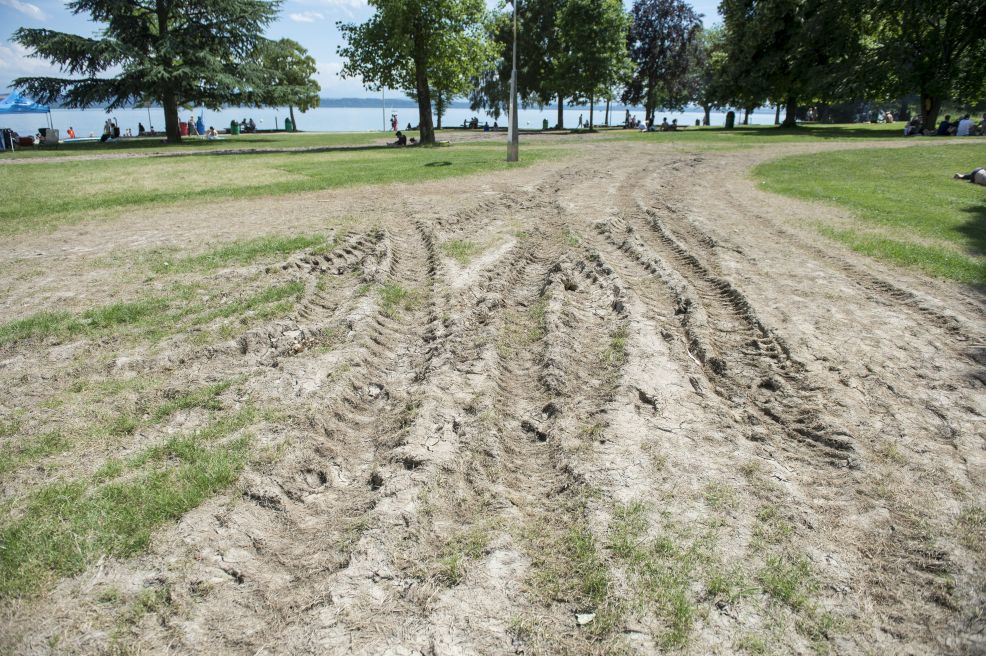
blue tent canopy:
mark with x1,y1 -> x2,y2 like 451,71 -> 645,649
0,91 -> 50,114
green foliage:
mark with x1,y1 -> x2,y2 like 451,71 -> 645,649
555,0 -> 632,128
250,38 -> 321,130
12,0 -> 280,143
717,0 -> 866,123
871,0 -> 986,125
624,0 -> 703,122
338,0 -> 493,143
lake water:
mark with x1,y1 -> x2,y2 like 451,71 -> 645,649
1,105 -> 777,137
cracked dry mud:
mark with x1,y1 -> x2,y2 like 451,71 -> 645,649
1,139 -> 985,655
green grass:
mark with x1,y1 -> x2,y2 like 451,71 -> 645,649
0,281 -> 303,346
0,142 -> 558,235
1,130 -> 385,159
440,239 -> 482,265
755,143 -> 986,285
614,121 -> 913,146
378,283 -> 420,318
0,427 -> 252,598
151,234 -> 333,273
0,431 -> 70,475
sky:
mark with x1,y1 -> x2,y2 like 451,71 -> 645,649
0,0 -> 722,99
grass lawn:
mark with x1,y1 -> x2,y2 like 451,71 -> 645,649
1,141 -> 560,235
612,122 -> 911,146
755,142 -> 986,286
0,130 -> 387,159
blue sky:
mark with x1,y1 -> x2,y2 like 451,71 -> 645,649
0,0 -> 722,98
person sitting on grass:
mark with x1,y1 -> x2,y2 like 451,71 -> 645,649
389,131 -> 407,146
205,126 -> 219,140
953,168 -> 986,186
956,114 -> 973,136
937,115 -> 954,136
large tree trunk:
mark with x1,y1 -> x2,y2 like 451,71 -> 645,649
589,93 -> 594,130
774,104 -> 781,125
781,96 -> 798,128
412,37 -> 435,144
289,106 -> 297,131
163,92 -> 180,144
743,107 -> 751,125
557,94 -> 564,129
435,90 -> 443,129
702,104 -> 711,126
920,93 -> 940,132
604,99 -> 610,127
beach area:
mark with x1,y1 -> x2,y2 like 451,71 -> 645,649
1,125 -> 985,654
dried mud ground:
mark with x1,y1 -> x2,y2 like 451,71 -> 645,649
1,138 -> 985,655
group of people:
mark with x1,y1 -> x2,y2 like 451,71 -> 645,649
905,113 -> 986,137
629,116 -> 684,132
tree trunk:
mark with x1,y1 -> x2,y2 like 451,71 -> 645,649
743,108 -> 751,125
289,106 -> 297,131
702,104 -> 711,126
605,99 -> 610,127
781,96 -> 797,128
774,104 -> 781,125
589,93 -> 594,130
163,92 -> 180,144
920,93 -> 940,132
412,39 -> 435,144
557,94 -> 564,129
435,90 -> 443,129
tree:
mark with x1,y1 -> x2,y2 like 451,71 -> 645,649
13,0 -> 278,144
251,39 -> 320,132
717,0 -> 864,127
469,0 -> 569,128
687,26 -> 727,126
871,0 -> 986,128
556,0 -> 632,129
338,0 -> 491,144
623,0 -> 703,126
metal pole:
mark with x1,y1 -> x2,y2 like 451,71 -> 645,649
382,88 -> 386,131
507,0 -> 519,162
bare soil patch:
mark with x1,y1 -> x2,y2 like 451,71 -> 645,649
1,139 -> 984,655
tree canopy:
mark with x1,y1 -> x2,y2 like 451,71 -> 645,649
624,0 -> 703,125
251,38 -> 320,131
13,0 -> 280,143
338,0 -> 492,144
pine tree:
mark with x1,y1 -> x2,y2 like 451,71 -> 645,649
13,0 -> 280,143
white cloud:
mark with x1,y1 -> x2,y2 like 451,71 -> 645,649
289,10 -> 325,22
0,42 -> 62,89
0,0 -> 47,19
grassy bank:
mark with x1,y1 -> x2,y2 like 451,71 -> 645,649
755,143 -> 986,286
1,141 -> 558,235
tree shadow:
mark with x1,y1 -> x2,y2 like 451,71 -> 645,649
424,161 -> 452,167
957,202 -> 986,259
707,125 -> 910,140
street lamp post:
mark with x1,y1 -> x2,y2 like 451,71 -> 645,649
507,0 -> 519,162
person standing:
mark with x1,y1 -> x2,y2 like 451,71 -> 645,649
578,113 -> 583,128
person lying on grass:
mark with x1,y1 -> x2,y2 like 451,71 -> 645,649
953,168 -> 986,186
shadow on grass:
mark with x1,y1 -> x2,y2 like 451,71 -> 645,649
425,161 -> 453,167
957,202 -> 986,259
